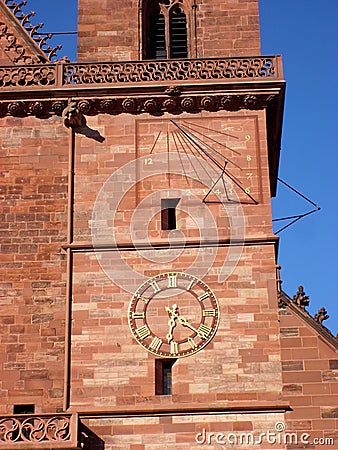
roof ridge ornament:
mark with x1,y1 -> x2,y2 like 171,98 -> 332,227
2,0 -> 62,62
292,285 -> 310,310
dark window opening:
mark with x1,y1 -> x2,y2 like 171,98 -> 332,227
155,359 -> 176,395
144,1 -> 188,60
161,198 -> 179,230
149,8 -> 167,59
170,6 -> 188,58
13,404 -> 35,415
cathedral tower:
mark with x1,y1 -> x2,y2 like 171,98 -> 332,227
2,1 -> 336,449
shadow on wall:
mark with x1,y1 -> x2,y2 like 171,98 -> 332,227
80,422 -> 105,450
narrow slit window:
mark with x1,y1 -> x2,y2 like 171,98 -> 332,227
155,359 -> 176,395
161,198 -> 180,230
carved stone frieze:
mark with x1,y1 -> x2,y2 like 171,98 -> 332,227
122,98 -> 139,113
78,100 -> 92,114
144,98 -> 158,112
51,100 -> 66,115
162,98 -> 177,111
0,64 -> 56,87
181,96 -> 195,111
0,93 -> 278,119
63,57 -> 278,85
99,99 -> 116,113
0,56 -> 283,88
200,95 -> 217,110
0,414 -> 76,444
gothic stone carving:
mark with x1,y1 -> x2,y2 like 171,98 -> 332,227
314,307 -> 329,325
62,101 -> 85,128
293,285 -> 310,309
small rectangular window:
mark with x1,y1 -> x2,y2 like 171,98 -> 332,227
13,404 -> 35,414
161,198 -> 180,230
155,359 -> 176,395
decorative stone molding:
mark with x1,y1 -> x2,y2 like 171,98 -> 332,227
1,0 -> 62,62
0,55 -> 283,88
164,85 -> 182,96
0,93 -> 279,119
0,55 -> 284,197
0,64 -> 56,87
0,21 -> 39,64
181,96 -> 195,111
0,413 -> 79,447
64,56 -> 280,85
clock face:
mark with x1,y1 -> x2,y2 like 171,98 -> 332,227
128,272 -> 220,358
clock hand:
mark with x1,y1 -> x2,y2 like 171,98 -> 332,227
165,304 -> 179,343
166,317 -> 177,343
176,315 -> 199,334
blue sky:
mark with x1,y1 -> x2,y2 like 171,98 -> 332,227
21,0 -> 338,335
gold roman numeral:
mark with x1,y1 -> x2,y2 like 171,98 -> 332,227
188,337 -> 197,349
170,341 -> 178,354
186,279 -> 195,291
149,336 -> 162,351
132,312 -> 145,319
137,295 -> 150,304
203,309 -> 216,317
136,325 -> 151,340
198,292 -> 209,302
150,281 -> 160,293
197,324 -> 212,339
167,274 -> 177,288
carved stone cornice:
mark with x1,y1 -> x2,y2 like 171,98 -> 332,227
0,93 -> 280,118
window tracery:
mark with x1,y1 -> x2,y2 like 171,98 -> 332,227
141,0 -> 194,60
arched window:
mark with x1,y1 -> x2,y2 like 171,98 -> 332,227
170,3 -> 188,58
149,4 -> 167,58
143,0 -> 190,59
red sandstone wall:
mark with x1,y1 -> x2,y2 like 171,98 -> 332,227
77,0 -> 261,62
77,0 -> 140,62
280,308 -> 338,448
0,110 -> 281,415
0,116 -> 68,414
196,0 -> 261,57
69,110 -> 282,412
